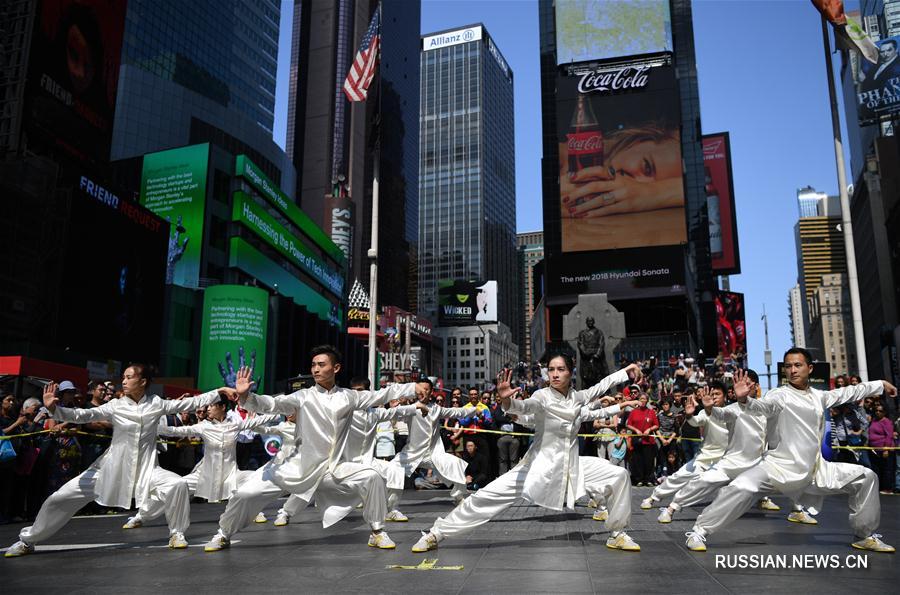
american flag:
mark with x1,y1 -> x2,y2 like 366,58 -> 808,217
343,8 -> 381,102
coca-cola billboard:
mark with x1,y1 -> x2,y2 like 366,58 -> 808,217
702,133 -> 741,276
556,57 -> 686,254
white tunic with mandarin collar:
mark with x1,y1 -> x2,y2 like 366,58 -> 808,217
240,382 -> 415,499
50,390 -> 221,509
158,413 -> 281,501
744,381 -> 884,498
502,368 -> 630,510
706,400 -> 770,475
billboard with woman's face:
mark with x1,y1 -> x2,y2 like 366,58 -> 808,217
557,55 -> 686,253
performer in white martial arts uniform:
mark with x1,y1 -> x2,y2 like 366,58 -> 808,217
411,357 -> 644,553
122,399 -> 281,528
264,413 -> 307,526
391,378 -> 474,508
4,365 -> 226,557
657,370 -> 782,523
203,345 -> 422,552
640,383 -> 729,511
684,347 -> 897,553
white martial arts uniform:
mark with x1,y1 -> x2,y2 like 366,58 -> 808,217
694,381 -> 885,539
647,409 -> 729,503
136,413 -> 281,521
427,369 -> 631,541
214,382 -> 415,538
391,404 -> 473,505
19,390 -> 221,544
669,400 -> 769,511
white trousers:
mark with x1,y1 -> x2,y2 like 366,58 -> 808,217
217,462 -> 387,538
694,462 -> 880,538
138,469 -> 257,522
650,457 -> 706,502
20,466 -> 190,544
279,493 -> 308,517
389,457 -> 466,510
430,458 -> 631,541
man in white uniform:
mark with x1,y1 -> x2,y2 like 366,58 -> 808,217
203,345 -> 421,552
640,383 -> 729,511
5,365 -> 225,557
123,399 -> 281,528
411,357 -> 643,553
685,347 -> 896,553
391,378 -> 474,508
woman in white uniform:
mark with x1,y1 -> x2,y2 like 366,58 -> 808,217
411,356 -> 643,553
5,364 -> 226,557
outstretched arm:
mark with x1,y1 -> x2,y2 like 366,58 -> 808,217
45,383 -> 115,424
231,366 -> 303,415
354,382 -> 417,410
821,380 -> 895,410
577,364 -> 641,405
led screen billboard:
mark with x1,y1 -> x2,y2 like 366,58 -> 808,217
197,285 -> 268,392
25,0 -> 127,165
715,291 -> 746,359
545,248 -> 685,300
438,280 -> 498,326
556,0 -> 672,65
557,57 -> 686,253
702,133 -> 741,275
856,35 -> 900,124
140,143 -> 210,289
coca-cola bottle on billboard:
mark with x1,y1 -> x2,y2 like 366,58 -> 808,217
567,94 -> 603,175
705,167 -> 723,258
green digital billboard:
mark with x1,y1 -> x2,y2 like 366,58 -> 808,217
140,143 -> 210,288
198,284 -> 268,392
231,192 -> 344,297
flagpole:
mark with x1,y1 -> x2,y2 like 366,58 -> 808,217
820,16 -> 869,381
366,4 -> 382,387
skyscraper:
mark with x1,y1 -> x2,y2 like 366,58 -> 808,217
417,24 -> 519,343
518,231 -> 544,362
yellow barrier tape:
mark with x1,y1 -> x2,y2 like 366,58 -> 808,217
0,429 -> 202,446
386,559 -> 464,571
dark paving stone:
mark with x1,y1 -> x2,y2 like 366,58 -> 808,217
1,489 -> 897,594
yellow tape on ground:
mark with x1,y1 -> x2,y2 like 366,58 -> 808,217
386,559 -> 464,571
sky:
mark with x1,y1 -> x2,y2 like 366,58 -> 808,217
273,0 -> 863,383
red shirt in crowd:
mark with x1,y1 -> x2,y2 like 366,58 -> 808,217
627,407 -> 659,445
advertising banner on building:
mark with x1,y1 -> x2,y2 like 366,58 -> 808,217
702,133 -> 741,275
324,194 -> 354,267
25,0 -> 127,165
556,0 -> 672,65
545,248 -> 685,300
556,56 -> 686,253
856,35 -> 900,124
140,143 -> 210,288
197,285 -> 268,392
715,291 -> 746,359
382,306 -> 434,342
438,280 -> 498,326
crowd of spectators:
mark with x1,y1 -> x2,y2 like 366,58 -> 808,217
2,355 -> 898,526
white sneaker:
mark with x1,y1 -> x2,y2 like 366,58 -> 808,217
657,507 -> 673,524
787,510 -> 818,525
685,531 -> 707,552
758,497 -> 781,511
168,532 -> 188,549
587,498 -> 599,508
385,509 -> 409,522
254,512 -> 268,523
851,534 -> 895,553
203,532 -> 230,552
4,541 -> 35,558
606,531 -> 640,551
640,497 -> 654,510
368,531 -> 396,549
592,508 -> 609,522
122,515 -> 143,530
411,531 -> 439,553
273,512 -> 290,527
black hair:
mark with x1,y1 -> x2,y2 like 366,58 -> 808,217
349,376 -> 370,390
546,350 -> 575,372
708,380 -> 727,394
127,363 -> 156,384
745,369 -> 760,384
418,377 -> 433,389
884,39 -> 898,50
783,347 -> 813,365
310,344 -> 342,366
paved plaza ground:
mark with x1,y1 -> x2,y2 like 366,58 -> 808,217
2,487 -> 897,593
